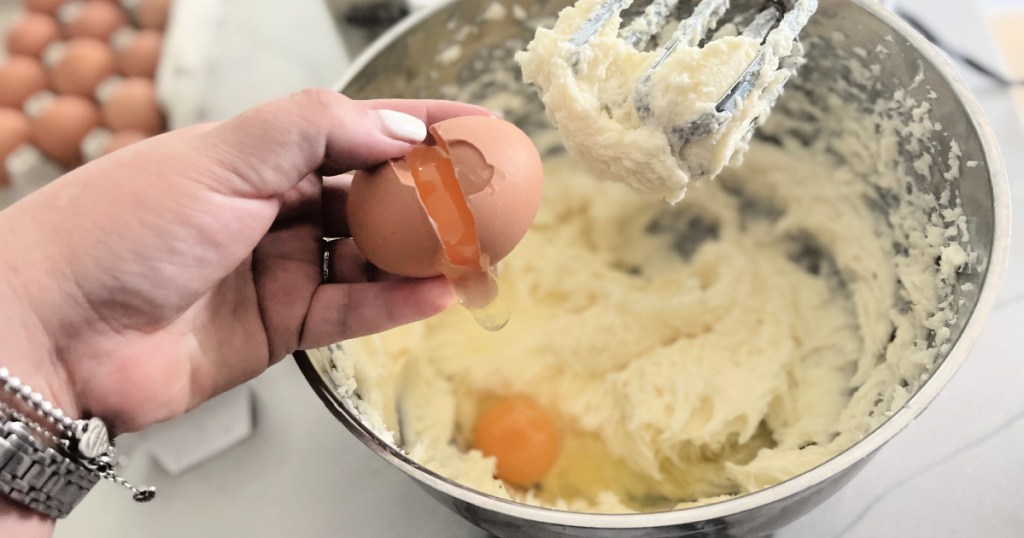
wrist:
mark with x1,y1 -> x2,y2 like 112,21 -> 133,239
0,495 -> 55,537
0,255 -> 80,424
0,269 -> 66,535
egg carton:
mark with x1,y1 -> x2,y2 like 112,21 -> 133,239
1,0 -> 172,209
2,0 -> 459,210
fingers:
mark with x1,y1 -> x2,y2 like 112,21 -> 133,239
195,89 -> 413,198
315,98 -> 493,177
300,278 -> 454,348
323,238 -> 410,284
322,174 -> 353,237
360,99 -> 492,129
193,89 -> 492,198
324,238 -> 370,282
276,173 -> 323,224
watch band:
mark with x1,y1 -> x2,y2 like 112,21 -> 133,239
0,408 -> 100,519
0,367 -> 154,518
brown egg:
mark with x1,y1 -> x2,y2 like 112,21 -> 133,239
63,0 -> 128,41
136,0 -> 170,30
432,117 -> 546,265
49,38 -> 116,97
347,116 -> 544,278
0,108 -> 32,185
116,29 -> 162,77
30,95 -> 101,168
6,13 -> 61,58
102,129 -> 147,155
23,0 -> 65,15
101,77 -> 162,135
0,56 -> 49,108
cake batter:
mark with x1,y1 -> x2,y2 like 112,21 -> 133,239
516,0 -> 810,202
333,134 -> 964,512
328,1 -> 970,515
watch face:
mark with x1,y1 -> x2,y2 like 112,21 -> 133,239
76,417 -> 112,459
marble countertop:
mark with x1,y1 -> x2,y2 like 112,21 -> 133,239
53,0 -> 1024,536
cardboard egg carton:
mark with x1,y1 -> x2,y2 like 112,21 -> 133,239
1,0 -> 171,209
2,0 -> 443,211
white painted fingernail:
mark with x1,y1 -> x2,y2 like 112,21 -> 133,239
377,110 -> 427,143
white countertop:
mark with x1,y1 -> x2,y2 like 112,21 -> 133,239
55,0 -> 1024,536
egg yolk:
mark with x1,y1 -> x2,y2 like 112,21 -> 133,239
406,143 -> 506,327
406,144 -> 483,270
472,396 -> 561,487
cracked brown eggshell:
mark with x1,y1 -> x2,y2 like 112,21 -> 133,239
347,115 -> 544,278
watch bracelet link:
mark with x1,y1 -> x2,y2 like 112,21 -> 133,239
0,367 -> 155,518
0,409 -> 100,519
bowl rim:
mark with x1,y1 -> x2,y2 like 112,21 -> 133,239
305,0 -> 1013,528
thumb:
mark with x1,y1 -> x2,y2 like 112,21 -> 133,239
193,89 -> 428,198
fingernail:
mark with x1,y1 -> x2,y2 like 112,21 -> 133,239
377,110 -> 427,143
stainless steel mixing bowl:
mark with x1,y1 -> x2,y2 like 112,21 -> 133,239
294,0 -> 1011,535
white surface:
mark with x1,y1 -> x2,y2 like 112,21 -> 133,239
54,0 -> 1024,537
141,386 -> 255,476
156,0 -> 352,126
57,360 -> 483,538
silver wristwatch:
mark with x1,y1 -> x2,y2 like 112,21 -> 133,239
0,367 -> 155,519
0,408 -> 100,519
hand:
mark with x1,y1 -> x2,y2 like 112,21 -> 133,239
0,89 -> 489,435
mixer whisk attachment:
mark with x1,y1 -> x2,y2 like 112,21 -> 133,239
517,0 -> 817,202
574,0 -> 816,157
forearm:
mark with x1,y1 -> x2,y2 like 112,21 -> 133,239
0,224 -> 80,420
0,497 -> 54,538
0,245 -> 69,538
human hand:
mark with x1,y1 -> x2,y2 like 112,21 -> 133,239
0,89 -> 489,435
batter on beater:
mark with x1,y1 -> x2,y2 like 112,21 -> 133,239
516,0 -> 815,202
